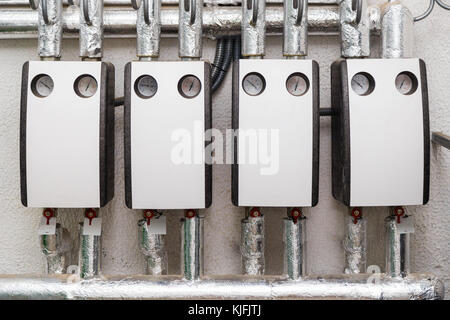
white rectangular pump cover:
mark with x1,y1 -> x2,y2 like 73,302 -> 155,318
331,58 -> 430,207
124,61 -> 212,209
232,59 -> 319,207
20,61 -> 115,208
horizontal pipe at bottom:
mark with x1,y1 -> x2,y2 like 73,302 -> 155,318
0,274 -> 443,300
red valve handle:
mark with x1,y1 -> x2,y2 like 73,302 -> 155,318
43,208 -> 54,225
393,206 -> 405,224
85,208 -> 97,226
290,207 -> 302,224
185,209 -> 197,219
351,207 -> 362,224
143,209 -> 156,225
249,207 -> 261,218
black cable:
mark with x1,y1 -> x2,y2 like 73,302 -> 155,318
212,38 -> 233,93
211,39 -> 226,85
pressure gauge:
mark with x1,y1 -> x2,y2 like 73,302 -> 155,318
395,72 -> 418,95
178,75 -> 202,99
286,73 -> 310,96
135,75 -> 158,99
31,74 -> 54,98
351,72 -> 375,96
74,74 -> 98,98
242,72 -> 266,96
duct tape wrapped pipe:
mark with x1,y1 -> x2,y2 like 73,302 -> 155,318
339,0 -> 370,58
36,0 -> 63,58
283,0 -> 308,57
40,223 -> 71,274
179,0 -> 203,59
181,215 -> 204,280
283,217 -> 305,280
241,215 -> 265,275
343,214 -> 367,274
138,219 -> 168,275
136,0 -> 161,59
79,0 -> 104,59
242,0 -> 266,57
78,222 -> 101,279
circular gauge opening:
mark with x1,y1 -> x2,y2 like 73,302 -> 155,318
134,75 -> 158,99
178,75 -> 202,99
74,74 -> 98,98
395,71 -> 418,95
286,73 -> 310,96
351,72 -> 375,96
242,72 -> 266,96
31,74 -> 54,98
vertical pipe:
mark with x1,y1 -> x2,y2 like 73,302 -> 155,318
37,0 -> 63,59
242,0 -> 266,57
181,210 -> 203,280
385,208 -> 411,278
179,0 -> 202,59
40,223 -> 71,274
339,0 -> 370,58
79,0 -> 104,59
241,208 -> 265,276
283,208 -> 305,280
283,0 -> 308,58
343,208 -> 367,274
136,0 -> 161,60
138,218 -> 168,275
78,221 -> 101,279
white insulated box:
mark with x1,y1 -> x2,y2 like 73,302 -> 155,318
232,59 -> 320,207
124,61 -> 212,209
331,58 -> 430,207
20,61 -> 115,208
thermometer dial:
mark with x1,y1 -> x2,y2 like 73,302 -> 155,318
74,75 -> 98,98
395,72 -> 418,95
242,72 -> 266,96
135,75 -> 158,99
31,74 -> 54,98
178,75 -> 202,99
286,73 -> 310,96
351,72 -> 375,96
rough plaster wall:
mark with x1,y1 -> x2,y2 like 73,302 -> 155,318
0,0 -> 448,298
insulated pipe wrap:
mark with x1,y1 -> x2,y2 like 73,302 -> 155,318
385,216 -> 410,278
137,0 -> 161,58
181,216 -> 204,280
381,1 -> 414,59
37,0 -> 63,58
179,0 -> 203,58
78,222 -> 101,279
343,215 -> 366,274
79,0 -> 104,58
283,218 -> 305,280
283,0 -> 308,57
339,0 -> 370,58
40,224 -> 71,274
242,0 -> 266,57
241,216 -> 265,275
138,219 -> 168,275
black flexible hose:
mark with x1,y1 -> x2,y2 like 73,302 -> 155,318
211,39 -> 226,85
233,36 -> 241,62
212,38 -> 233,93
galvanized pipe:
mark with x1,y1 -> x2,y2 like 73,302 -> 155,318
241,210 -> 265,275
136,0 -> 161,59
242,0 -> 266,57
283,0 -> 308,57
0,274 -> 444,300
179,0 -> 202,58
343,211 -> 366,274
78,221 -> 101,279
138,219 -> 168,275
79,0 -> 104,58
40,224 -> 72,274
283,217 -> 305,280
181,215 -> 204,280
339,0 -> 370,58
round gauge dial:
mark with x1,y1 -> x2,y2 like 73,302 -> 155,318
395,72 -> 418,95
286,73 -> 310,96
74,74 -> 98,98
351,72 -> 375,96
31,74 -> 54,98
178,75 -> 202,99
135,75 -> 158,99
242,72 -> 266,96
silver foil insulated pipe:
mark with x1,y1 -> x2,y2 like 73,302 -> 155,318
339,0 -> 370,58
181,214 -> 204,280
138,219 -> 168,275
242,0 -> 266,57
283,216 -> 305,280
136,0 -> 161,59
283,0 -> 308,57
78,221 -> 101,279
34,0 -> 63,58
79,0 -> 104,58
381,0 -> 414,59
40,223 -> 72,274
241,209 -> 265,275
179,0 -> 203,59
385,213 -> 411,278
343,209 -> 366,274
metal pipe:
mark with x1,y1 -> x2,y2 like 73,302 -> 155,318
339,0 -> 370,58
136,0 -> 161,59
283,216 -> 305,280
0,274 -> 444,300
343,209 -> 366,274
181,213 -> 203,280
79,0 -> 104,59
179,0 -> 202,59
0,6 -> 364,39
283,0 -> 308,57
241,208 -> 265,275
138,219 -> 168,275
32,0 -> 63,58
40,224 -> 71,274
381,0 -> 414,59
385,213 -> 410,278
78,221 -> 101,279
242,0 -> 266,57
